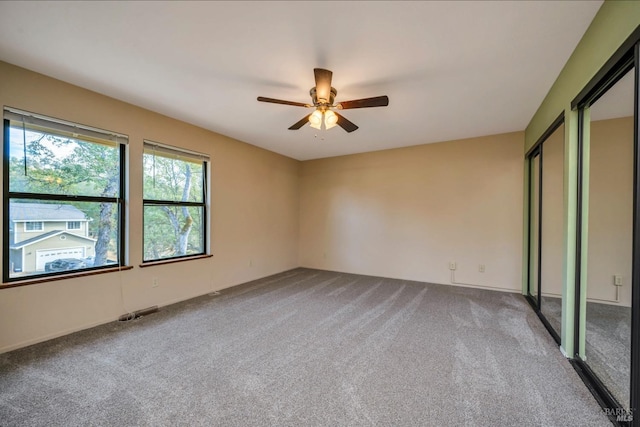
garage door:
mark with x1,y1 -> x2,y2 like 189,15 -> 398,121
36,247 -> 85,271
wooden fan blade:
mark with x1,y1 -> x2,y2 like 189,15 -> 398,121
288,114 -> 311,130
257,97 -> 309,107
314,68 -> 333,103
337,96 -> 389,109
335,112 -> 358,133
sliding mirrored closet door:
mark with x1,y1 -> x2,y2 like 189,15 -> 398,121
528,150 -> 541,305
539,123 -> 565,337
526,118 -> 564,342
578,68 -> 634,411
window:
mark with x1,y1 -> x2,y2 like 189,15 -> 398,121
3,108 -> 127,282
24,221 -> 43,232
142,141 -> 208,262
67,221 -> 81,230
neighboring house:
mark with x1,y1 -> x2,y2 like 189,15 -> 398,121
9,202 -> 95,273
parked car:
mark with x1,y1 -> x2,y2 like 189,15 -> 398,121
44,258 -> 87,272
82,257 -> 117,267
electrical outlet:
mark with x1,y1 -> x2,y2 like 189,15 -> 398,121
152,278 -> 159,288
479,264 -> 485,273
248,259 -> 252,267
614,275 -> 623,286
449,261 -> 457,270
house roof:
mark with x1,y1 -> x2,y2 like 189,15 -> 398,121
10,230 -> 96,249
10,202 -> 88,222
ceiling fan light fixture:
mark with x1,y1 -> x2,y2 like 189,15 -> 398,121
324,110 -> 338,129
309,109 -> 323,129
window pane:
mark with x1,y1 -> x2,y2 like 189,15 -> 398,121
143,152 -> 204,203
8,124 -> 120,197
143,205 -> 204,261
25,221 -> 43,231
67,221 -> 81,230
8,199 -> 120,279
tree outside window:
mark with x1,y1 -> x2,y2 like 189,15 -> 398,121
142,141 -> 207,262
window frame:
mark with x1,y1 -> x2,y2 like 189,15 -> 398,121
66,221 -> 81,230
141,140 -> 208,263
2,109 -> 127,283
24,221 -> 44,232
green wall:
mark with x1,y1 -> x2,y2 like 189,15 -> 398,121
525,0 -> 640,149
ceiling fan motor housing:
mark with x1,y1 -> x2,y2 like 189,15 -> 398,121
310,87 -> 337,109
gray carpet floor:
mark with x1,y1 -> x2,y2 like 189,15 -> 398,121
0,268 -> 610,426
540,295 -> 631,409
585,302 -> 631,410
540,295 -> 562,337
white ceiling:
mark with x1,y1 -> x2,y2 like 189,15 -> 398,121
0,1 -> 603,160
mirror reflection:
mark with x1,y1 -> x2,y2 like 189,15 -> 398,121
529,154 -> 540,302
539,123 -> 564,336
584,69 -> 634,409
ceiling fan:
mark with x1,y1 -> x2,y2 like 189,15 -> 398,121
257,68 -> 389,133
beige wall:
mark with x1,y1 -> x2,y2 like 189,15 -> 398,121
0,61 -> 300,353
299,133 -> 524,291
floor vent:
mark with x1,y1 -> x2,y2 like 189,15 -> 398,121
118,305 -> 159,322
